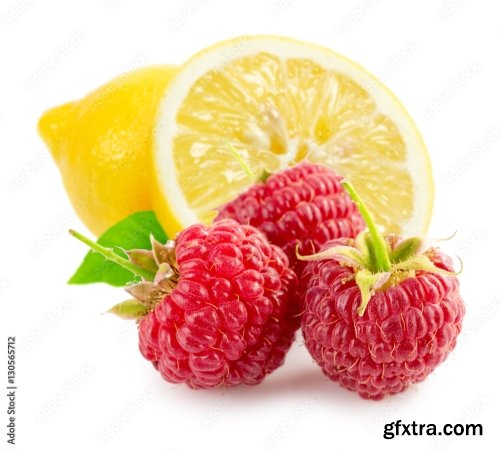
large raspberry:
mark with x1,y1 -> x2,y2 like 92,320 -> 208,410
299,181 -> 465,400
216,162 -> 364,274
116,220 -> 298,388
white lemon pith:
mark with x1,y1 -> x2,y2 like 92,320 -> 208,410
153,36 -> 433,238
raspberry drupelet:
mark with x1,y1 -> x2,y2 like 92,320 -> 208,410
216,162 -> 365,275
298,181 -> 464,400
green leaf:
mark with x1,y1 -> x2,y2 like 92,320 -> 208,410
68,211 -> 167,287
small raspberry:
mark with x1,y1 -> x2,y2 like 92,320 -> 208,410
215,162 -> 364,274
298,181 -> 465,400
72,220 -> 298,388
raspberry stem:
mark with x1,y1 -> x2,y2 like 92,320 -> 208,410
224,140 -> 257,182
69,229 -> 156,281
341,180 -> 391,272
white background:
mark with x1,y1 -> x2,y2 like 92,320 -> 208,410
1,0 -> 499,451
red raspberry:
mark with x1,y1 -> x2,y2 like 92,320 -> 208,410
299,181 -> 465,400
132,220 -> 298,388
215,162 -> 364,274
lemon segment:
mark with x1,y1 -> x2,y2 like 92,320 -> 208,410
154,36 -> 433,237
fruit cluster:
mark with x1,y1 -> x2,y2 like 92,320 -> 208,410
70,163 -> 464,400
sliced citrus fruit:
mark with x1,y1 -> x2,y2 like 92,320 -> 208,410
153,36 -> 433,238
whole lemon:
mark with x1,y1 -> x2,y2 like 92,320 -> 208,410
38,65 -> 177,235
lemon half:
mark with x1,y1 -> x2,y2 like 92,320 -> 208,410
153,36 -> 433,238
